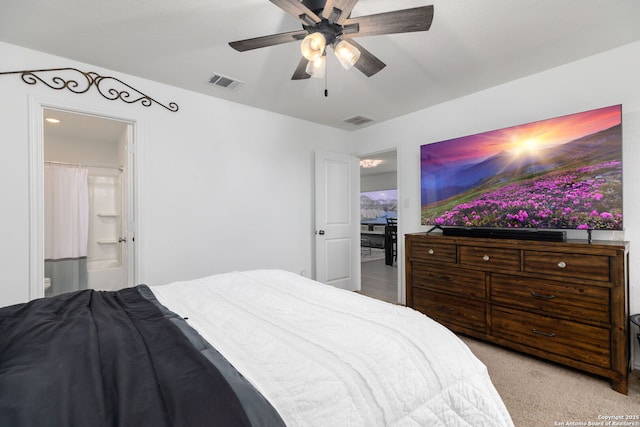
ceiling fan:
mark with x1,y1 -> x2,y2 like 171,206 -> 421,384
229,0 -> 434,80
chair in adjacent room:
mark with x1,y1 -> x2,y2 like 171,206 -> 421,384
385,217 -> 398,265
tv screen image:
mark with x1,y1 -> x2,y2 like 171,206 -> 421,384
420,105 -> 622,230
361,189 -> 397,224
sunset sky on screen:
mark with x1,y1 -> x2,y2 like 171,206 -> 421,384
422,105 -> 621,166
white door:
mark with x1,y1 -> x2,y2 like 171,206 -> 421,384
314,151 -> 360,291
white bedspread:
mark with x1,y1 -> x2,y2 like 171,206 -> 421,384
151,269 -> 514,427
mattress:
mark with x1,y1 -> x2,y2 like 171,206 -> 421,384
152,269 -> 514,426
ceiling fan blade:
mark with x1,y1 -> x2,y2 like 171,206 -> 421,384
342,5 -> 434,38
322,0 -> 359,24
292,57 -> 311,80
229,29 -> 308,52
347,40 -> 386,77
269,0 -> 322,25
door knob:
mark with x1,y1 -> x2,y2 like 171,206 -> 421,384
118,237 -> 127,243
318,230 -> 325,235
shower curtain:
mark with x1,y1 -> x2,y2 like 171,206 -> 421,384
44,164 -> 89,295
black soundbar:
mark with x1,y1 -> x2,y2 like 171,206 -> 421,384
441,227 -> 566,242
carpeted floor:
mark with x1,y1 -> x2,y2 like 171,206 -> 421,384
460,336 -> 640,427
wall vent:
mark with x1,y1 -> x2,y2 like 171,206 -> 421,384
343,115 -> 375,126
208,73 -> 243,90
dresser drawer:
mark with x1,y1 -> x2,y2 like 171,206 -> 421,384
491,274 -> 610,324
459,245 -> 520,271
412,263 -> 485,298
523,250 -> 610,281
492,306 -> 610,368
412,288 -> 486,333
410,242 -> 457,263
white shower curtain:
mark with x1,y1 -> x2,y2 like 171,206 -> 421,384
44,164 -> 89,295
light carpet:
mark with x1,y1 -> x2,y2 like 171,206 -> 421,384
460,336 -> 640,427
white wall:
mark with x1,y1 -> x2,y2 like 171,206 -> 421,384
353,40 -> 640,368
0,41 -> 353,306
45,134 -> 120,167
361,172 -> 396,192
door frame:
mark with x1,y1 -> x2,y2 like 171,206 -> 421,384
28,96 -> 143,299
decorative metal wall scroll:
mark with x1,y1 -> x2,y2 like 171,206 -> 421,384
0,67 -> 179,112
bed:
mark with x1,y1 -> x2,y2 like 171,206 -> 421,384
0,269 -> 514,426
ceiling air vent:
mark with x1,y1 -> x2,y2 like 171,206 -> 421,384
343,115 -> 375,126
208,73 -> 243,90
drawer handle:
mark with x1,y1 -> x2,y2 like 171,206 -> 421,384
428,249 -> 434,255
427,273 -> 453,282
437,305 -> 454,312
531,291 -> 556,300
531,328 -> 556,338
482,255 -> 490,262
557,261 -> 567,269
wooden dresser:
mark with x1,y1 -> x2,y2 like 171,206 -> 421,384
405,233 -> 630,393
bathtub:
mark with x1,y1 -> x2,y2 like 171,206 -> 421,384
87,259 -> 124,291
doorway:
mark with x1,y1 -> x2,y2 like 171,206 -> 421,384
40,108 -> 135,296
358,150 -> 398,303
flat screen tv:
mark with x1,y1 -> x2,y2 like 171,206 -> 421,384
361,189 -> 397,225
420,105 -> 622,232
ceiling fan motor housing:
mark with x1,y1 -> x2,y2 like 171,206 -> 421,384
303,20 -> 343,46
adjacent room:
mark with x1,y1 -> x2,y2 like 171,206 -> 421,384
1,1 -> 640,425
359,150 -> 398,304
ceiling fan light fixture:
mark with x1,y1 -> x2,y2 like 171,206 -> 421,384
305,56 -> 326,78
301,32 -> 326,61
360,159 -> 384,168
229,3 -> 435,80
334,40 -> 361,70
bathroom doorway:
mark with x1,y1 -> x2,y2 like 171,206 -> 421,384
42,108 -> 136,295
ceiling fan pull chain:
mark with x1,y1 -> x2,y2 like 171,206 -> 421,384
324,62 -> 328,97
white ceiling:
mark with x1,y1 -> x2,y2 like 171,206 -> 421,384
44,109 -> 128,143
3,1 -> 640,131
359,150 -> 396,176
